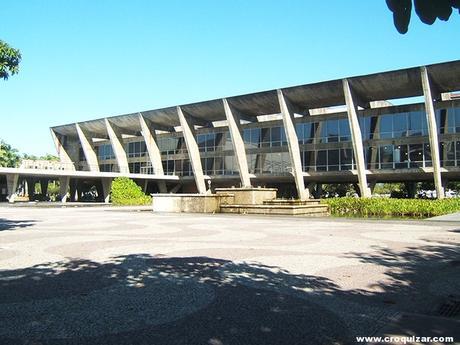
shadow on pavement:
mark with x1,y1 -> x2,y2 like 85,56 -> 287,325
0,241 -> 459,344
0,218 -> 36,231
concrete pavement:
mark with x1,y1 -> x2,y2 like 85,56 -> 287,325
0,206 -> 459,344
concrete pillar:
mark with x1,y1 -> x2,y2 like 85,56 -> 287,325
177,106 -> 206,194
405,182 -> 417,199
138,114 -> 164,175
70,179 -> 78,202
101,178 -> 112,203
307,182 -> 316,197
157,181 -> 167,193
369,181 -> 377,194
222,99 -> 251,188
76,123 -> 100,172
40,179 -> 49,198
6,174 -> 19,203
59,176 -> 70,203
26,178 -> 36,198
315,183 -> 323,199
105,119 -> 129,174
342,79 -> 371,198
50,130 -> 76,170
277,90 -> 309,200
421,66 -> 445,199
353,183 -> 361,197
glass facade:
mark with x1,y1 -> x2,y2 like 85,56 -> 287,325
80,101 -> 460,176
97,144 -> 115,160
126,141 -> 147,158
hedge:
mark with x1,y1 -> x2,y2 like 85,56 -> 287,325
321,197 -> 460,218
110,177 -> 152,206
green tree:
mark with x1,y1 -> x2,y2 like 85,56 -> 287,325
387,0 -> 460,34
0,140 -> 20,167
0,40 -> 21,80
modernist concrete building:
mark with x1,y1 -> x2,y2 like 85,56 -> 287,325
1,60 -> 460,202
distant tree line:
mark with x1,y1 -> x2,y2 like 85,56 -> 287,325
0,139 -> 57,168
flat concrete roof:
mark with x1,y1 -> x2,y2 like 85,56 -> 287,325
51,60 -> 460,138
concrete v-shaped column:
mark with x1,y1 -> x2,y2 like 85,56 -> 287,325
277,90 -> 309,200
50,129 -> 76,170
177,106 -> 206,194
105,119 -> 129,174
342,79 -> 371,198
421,66 -> 444,199
75,123 -> 100,172
138,113 -> 167,193
222,99 -> 251,188
138,114 -> 164,175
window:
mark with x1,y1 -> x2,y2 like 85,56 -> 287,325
339,119 -> 351,142
316,150 -> 327,171
380,115 -> 393,139
380,145 -> 393,169
328,149 -> 340,171
340,148 -> 353,170
409,144 -> 423,168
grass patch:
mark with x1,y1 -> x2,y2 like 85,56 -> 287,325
321,197 -> 460,218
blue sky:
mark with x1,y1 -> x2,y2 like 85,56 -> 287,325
1,0 -> 459,156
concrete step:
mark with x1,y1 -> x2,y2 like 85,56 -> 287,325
263,199 -> 322,206
220,203 -> 329,216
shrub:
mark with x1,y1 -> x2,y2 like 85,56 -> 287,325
110,177 -> 151,206
321,197 -> 460,218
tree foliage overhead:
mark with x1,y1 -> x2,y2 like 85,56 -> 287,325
387,0 -> 460,34
0,40 -> 21,80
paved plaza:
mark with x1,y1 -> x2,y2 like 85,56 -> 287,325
0,206 -> 459,345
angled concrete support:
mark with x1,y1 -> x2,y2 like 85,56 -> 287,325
50,130 -> 76,170
277,90 -> 309,200
138,114 -> 164,175
6,174 -> 19,203
101,178 -> 112,203
223,99 -> 251,188
177,106 -> 206,194
105,119 -> 129,174
421,66 -> 444,199
342,79 -> 371,198
76,123 -> 100,172
59,176 -> 70,203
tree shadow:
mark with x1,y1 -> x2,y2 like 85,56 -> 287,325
343,241 -> 460,340
0,255 -> 351,345
0,241 -> 459,344
0,218 -> 36,231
